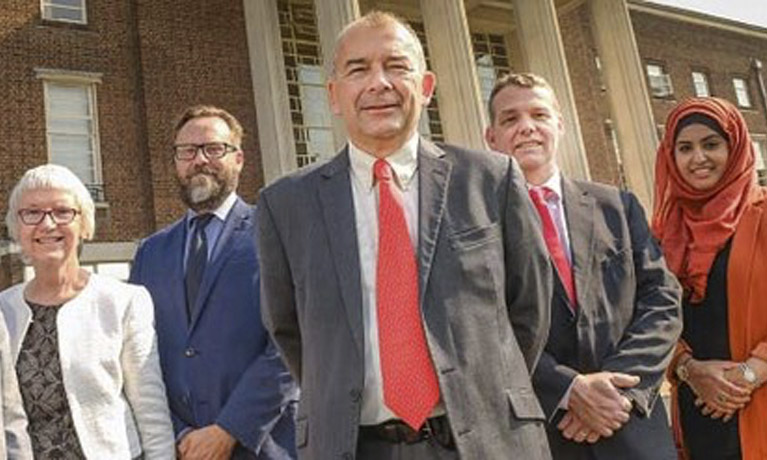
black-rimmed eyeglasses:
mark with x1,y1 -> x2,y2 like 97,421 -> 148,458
18,208 -> 80,226
173,142 -> 239,161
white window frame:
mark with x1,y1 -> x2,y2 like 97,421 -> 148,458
646,63 -> 674,98
36,69 -> 104,200
691,71 -> 710,97
733,77 -> 752,108
752,134 -> 767,183
41,0 -> 87,24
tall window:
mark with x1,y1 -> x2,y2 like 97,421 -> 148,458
733,78 -> 752,108
753,135 -> 767,185
471,32 -> 511,109
39,73 -> 103,201
41,0 -> 86,24
277,0 -> 334,167
646,63 -> 673,98
410,22 -> 444,143
691,71 -> 710,97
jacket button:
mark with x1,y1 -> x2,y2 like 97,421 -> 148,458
184,348 -> 196,357
349,389 -> 361,402
342,453 -> 353,460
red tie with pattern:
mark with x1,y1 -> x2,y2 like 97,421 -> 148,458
374,159 -> 440,430
529,187 -> 577,308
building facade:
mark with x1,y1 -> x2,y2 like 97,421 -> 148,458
1,0 -> 766,285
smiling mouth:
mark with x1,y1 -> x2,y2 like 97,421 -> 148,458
35,236 -> 64,244
514,141 -> 543,151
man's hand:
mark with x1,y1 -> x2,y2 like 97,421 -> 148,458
557,411 -> 601,444
566,372 -> 639,437
177,424 -> 237,460
685,359 -> 750,421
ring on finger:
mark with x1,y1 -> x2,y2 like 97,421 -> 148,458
717,394 -> 727,404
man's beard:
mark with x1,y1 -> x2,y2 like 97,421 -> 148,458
176,166 -> 237,212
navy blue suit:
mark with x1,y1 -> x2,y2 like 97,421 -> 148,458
130,197 -> 298,459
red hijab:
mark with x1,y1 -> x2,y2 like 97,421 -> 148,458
652,97 -> 763,302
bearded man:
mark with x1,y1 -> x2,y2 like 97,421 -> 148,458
130,105 -> 298,460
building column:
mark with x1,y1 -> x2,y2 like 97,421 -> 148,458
420,0 -> 487,150
315,0 -> 360,150
511,0 -> 590,181
589,0 -> 657,209
243,0 -> 297,184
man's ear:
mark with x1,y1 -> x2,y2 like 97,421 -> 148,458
327,79 -> 342,116
485,126 -> 497,150
421,71 -> 437,104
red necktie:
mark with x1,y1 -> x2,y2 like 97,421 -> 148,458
529,187 -> 577,308
374,159 -> 440,430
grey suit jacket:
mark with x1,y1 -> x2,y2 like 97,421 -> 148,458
532,179 -> 682,460
258,139 -> 553,460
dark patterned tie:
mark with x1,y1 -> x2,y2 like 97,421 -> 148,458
374,159 -> 440,430
185,214 -> 213,323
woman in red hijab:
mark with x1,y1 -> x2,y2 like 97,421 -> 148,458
653,97 -> 767,460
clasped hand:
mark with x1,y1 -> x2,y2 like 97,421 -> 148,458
558,371 -> 639,444
685,359 -> 753,422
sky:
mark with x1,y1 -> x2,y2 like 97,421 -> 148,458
646,0 -> 767,28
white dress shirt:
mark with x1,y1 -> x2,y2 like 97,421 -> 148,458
349,135 -> 445,425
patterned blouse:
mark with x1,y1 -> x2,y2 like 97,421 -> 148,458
16,302 -> 86,459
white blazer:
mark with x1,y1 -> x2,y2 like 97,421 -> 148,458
0,274 -> 175,459
0,310 -> 32,460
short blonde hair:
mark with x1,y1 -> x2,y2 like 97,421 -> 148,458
6,164 -> 96,242
488,72 -> 560,123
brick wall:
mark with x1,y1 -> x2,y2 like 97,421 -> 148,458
631,10 -> 767,137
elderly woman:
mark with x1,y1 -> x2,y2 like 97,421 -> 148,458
652,97 -> 767,460
0,310 -> 32,459
0,164 -> 175,459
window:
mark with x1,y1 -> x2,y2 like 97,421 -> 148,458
471,32 -> 511,108
646,63 -> 674,98
691,71 -> 710,97
42,0 -> 86,24
733,78 -> 752,108
37,69 -> 104,201
753,135 -> 767,185
277,0 -> 335,167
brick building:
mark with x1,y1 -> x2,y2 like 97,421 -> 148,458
1,0 -> 766,285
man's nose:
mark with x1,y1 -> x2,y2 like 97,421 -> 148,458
517,116 -> 535,134
366,66 -> 394,92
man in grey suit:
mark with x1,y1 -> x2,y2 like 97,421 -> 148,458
258,11 -> 552,460
485,72 -> 682,459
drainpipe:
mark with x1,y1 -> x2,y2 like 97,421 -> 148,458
753,58 -> 767,127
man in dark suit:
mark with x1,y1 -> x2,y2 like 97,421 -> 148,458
258,11 -> 552,460
130,106 -> 298,459
485,72 -> 682,459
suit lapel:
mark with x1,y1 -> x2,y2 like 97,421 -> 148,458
318,149 -> 365,355
189,198 -> 251,331
418,140 -> 451,310
167,219 -> 190,326
562,179 -> 596,314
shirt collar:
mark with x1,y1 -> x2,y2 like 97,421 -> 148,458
348,134 -> 419,191
186,191 -> 237,226
528,168 -> 563,201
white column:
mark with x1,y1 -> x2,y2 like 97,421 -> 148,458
243,0 -> 297,184
511,0 -> 591,180
420,0 -> 487,150
314,0 -> 360,150
589,0 -> 657,209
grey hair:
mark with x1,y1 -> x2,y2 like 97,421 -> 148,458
331,11 -> 427,76
6,164 -> 96,242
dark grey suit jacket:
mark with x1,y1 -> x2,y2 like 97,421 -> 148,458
258,140 -> 553,459
532,179 -> 682,460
